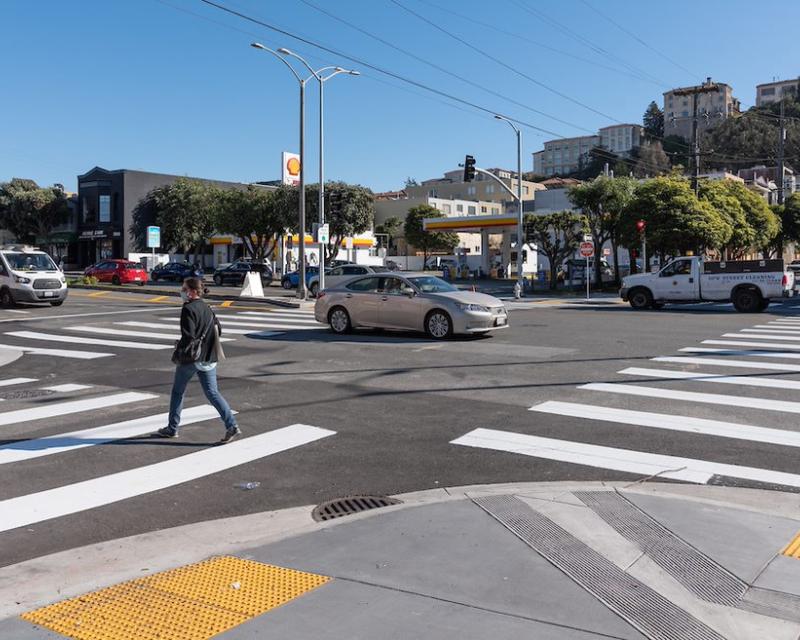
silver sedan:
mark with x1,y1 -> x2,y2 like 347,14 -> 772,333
314,273 -> 509,339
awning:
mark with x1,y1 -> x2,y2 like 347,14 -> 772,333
423,214 -> 517,232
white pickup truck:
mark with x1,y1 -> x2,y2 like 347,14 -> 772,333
620,256 -> 795,312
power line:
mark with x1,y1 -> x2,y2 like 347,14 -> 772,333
415,0 -> 664,87
389,0 -> 624,124
296,0 -> 595,135
195,0 -> 570,137
577,0 -> 700,81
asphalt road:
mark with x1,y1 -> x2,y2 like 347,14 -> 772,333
2,288 -> 800,567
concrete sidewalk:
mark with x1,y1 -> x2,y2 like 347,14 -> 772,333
2,482 -> 799,640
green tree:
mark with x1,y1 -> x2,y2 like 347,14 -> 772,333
697,181 -> 752,258
0,178 -> 69,245
771,193 -> 800,258
568,175 -> 636,286
216,186 -> 292,261
375,216 -> 403,253
524,211 -> 585,289
620,177 -> 731,259
404,204 -> 459,264
643,101 -> 664,138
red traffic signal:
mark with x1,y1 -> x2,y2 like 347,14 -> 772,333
636,220 -> 646,233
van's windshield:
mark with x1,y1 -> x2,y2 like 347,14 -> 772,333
2,252 -> 57,272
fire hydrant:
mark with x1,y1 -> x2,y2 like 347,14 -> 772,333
513,281 -> 522,299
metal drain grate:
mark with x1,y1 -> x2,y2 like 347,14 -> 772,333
312,495 -> 402,522
575,491 -> 746,606
473,494 -> 725,640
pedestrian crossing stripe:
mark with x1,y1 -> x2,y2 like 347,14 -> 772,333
115,321 -> 283,337
680,347 -> 800,360
619,366 -> 800,391
581,382 -> 800,414
161,317 -> 320,331
67,325 -> 235,342
5,331 -> 171,350
0,344 -> 113,359
0,405 -> 225,465
702,340 -> 800,351
0,391 -> 157,427
655,356 -> 800,372
751,325 -> 800,331
530,401 -> 800,448
725,332 -> 800,342
0,424 -> 335,533
451,428 -> 800,488
0,377 -> 37,387
232,313 -> 319,323
41,383 -> 93,393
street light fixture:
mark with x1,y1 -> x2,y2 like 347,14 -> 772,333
277,47 -> 359,295
494,115 -> 524,295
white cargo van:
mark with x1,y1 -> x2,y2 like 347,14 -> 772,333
620,256 -> 794,312
0,246 -> 68,307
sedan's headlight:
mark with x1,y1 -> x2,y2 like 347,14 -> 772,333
456,302 -> 490,312
14,275 -> 31,284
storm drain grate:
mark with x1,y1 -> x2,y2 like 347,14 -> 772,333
473,494 -> 725,640
312,495 -> 402,522
575,490 -> 746,606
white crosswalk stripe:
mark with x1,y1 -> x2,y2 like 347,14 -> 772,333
723,332 -> 800,341
654,356 -> 800,372
41,384 -> 93,393
5,331 -> 171,350
0,344 -> 113,359
67,325 -> 235,342
529,401 -> 800,447
0,424 -> 335,533
451,429 -> 800,488
231,313 -> 319,324
0,378 -> 37,387
115,321 -> 280,336
0,391 -> 157,427
702,339 -> 800,350
679,347 -> 800,359
162,317 -> 321,331
619,366 -> 800,391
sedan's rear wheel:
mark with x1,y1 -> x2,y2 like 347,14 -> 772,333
310,282 -> 319,297
329,306 -> 352,334
111,275 -> 121,286
282,279 -> 292,289
213,275 -> 223,286
425,310 -> 452,339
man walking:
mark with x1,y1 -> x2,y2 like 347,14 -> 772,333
157,277 -> 241,443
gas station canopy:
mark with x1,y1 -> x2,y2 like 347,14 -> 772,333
423,214 -> 518,233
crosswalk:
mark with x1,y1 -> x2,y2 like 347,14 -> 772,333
0,378 -> 335,535
0,306 -> 324,360
452,313 -> 800,491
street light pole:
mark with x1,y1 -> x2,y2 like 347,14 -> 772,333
495,115 -> 524,295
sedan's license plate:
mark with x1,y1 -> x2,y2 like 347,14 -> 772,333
495,317 -> 507,326
44,291 -> 55,297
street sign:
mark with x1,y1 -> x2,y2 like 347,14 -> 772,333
146,226 -> 160,249
317,224 -> 329,245
583,234 -> 592,242
603,248 -> 611,256
579,242 -> 594,258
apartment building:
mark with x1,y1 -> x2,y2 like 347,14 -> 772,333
532,135 -> 599,176
598,124 -> 642,157
663,79 -> 740,141
405,168 -> 544,203
756,78 -> 799,107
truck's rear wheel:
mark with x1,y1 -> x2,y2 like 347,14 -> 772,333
629,288 -> 653,310
732,287 -> 762,313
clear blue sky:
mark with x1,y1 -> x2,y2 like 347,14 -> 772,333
2,0 -> 797,193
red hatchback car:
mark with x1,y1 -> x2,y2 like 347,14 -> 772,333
84,259 -> 147,285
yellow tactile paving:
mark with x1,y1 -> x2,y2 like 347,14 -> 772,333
783,531 -> 800,559
21,556 -> 330,640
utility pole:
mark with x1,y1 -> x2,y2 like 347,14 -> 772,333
673,78 -> 720,195
778,98 -> 786,206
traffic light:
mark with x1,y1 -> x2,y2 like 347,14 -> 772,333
463,155 -> 476,182
636,220 -> 646,233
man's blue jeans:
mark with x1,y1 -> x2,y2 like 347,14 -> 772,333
168,363 -> 237,432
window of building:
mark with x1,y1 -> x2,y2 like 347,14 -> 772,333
523,186 -> 529,195
761,87 -> 775,96
486,185 -> 495,194
682,99 -> 688,107
456,204 -> 463,212
468,205 -> 476,215
481,206 -> 487,213
467,186 -> 476,195
492,207 -> 499,215
442,204 -> 451,214
682,111 -> 689,117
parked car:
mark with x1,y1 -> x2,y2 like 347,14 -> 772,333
315,272 -> 508,339
84,259 -> 147,285
308,264 -> 380,297
0,245 -> 67,307
212,261 -> 273,286
150,262 -> 203,282
424,256 -> 459,272
281,266 -> 320,290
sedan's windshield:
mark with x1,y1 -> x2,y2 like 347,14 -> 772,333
3,252 -> 57,271
408,276 -> 458,293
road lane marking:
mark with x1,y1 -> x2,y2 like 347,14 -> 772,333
724,332 -> 800,341
66,325 -> 235,342
530,401 -> 800,447
115,321 -> 275,336
147,295 -> 169,303
0,391 -> 157,427
581,382 -> 800,414
87,291 -> 110,297
619,366 -> 800,391
162,318 -> 319,331
680,347 -> 800,359
0,344 -> 113,359
655,356 -> 800,372
0,405 -> 223,465
0,424 -> 335,533
702,340 -> 800,351
5,331 -> 172,350
0,378 -> 37,387
220,300 -> 233,307
451,428 -> 800,488
752,325 -> 800,331
41,384 -> 93,393
238,310 -> 314,316
229,315 -> 319,324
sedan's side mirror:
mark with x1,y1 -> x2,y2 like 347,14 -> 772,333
403,287 -> 415,298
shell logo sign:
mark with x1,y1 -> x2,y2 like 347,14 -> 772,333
282,152 -> 301,185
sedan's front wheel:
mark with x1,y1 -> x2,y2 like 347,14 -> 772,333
329,307 -> 352,334
425,310 -> 452,339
